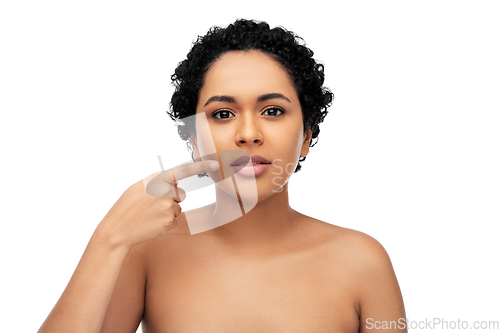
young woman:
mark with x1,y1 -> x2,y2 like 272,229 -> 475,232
39,19 -> 407,333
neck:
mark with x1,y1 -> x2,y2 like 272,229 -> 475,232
207,181 -> 301,254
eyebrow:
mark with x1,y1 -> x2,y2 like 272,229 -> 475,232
203,93 -> 291,107
203,95 -> 236,107
257,93 -> 291,103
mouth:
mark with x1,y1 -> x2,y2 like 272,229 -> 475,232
230,155 -> 271,177
230,154 -> 271,166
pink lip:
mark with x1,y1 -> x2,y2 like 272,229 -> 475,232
232,163 -> 270,177
231,154 -> 271,166
230,154 -> 271,177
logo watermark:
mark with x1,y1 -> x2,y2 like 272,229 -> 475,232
366,318 -> 499,330
270,158 -> 297,193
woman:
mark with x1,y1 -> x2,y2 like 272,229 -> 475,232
39,19 -> 407,332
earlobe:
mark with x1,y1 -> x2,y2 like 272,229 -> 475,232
300,129 -> 313,157
190,135 -> 201,162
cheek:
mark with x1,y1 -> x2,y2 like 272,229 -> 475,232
210,131 -> 233,150
273,124 -> 304,156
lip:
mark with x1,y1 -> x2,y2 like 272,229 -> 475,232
230,154 -> 271,177
231,154 -> 271,166
231,163 -> 270,177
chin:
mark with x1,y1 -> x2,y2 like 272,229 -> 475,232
213,169 -> 289,207
242,178 -> 288,202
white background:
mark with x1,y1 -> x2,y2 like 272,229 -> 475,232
1,1 -> 499,332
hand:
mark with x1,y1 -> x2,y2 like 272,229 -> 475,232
96,160 -> 220,249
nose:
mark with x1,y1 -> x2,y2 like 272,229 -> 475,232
235,112 -> 263,146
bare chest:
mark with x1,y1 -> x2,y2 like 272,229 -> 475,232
141,238 -> 360,333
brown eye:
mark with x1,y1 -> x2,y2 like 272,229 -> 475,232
212,110 -> 235,119
262,107 -> 285,116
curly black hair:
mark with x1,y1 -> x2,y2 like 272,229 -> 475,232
168,19 -> 333,173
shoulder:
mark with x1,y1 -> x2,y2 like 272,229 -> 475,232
300,216 -> 394,276
333,226 -> 391,268
301,215 -> 388,254
302,217 -> 404,313
308,218 -> 404,306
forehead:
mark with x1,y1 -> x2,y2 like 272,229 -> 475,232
198,50 -> 298,105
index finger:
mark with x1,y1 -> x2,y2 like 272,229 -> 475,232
156,159 -> 220,184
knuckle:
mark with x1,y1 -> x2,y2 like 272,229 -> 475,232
162,198 -> 174,209
163,214 -> 177,230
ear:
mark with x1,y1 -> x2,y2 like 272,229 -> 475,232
300,129 -> 313,157
190,134 -> 202,162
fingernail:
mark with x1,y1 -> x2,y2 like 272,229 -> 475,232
210,161 -> 219,169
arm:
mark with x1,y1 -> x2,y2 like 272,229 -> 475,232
353,234 -> 407,333
37,160 -> 219,333
37,229 -> 135,333
37,178 -> 176,333
37,178 -> 170,333
100,240 -> 147,333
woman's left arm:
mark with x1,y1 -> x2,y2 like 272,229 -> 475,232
351,234 -> 407,333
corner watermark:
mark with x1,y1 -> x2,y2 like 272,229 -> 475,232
366,318 -> 499,330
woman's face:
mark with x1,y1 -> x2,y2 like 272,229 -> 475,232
192,50 -> 312,201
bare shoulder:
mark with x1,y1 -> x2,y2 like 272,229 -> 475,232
298,214 -> 394,273
299,214 -> 404,312
294,216 -> 406,331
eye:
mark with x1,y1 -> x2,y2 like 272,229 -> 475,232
262,107 -> 285,116
212,110 -> 235,119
